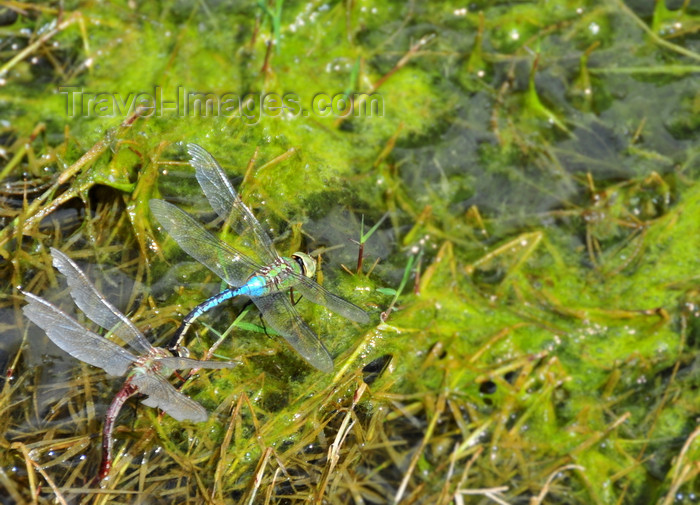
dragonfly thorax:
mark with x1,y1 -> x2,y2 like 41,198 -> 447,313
134,348 -> 170,375
254,254 -> 314,292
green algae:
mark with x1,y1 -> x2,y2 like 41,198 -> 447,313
1,0 -> 699,503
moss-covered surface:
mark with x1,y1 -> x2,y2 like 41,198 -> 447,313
1,1 -> 699,503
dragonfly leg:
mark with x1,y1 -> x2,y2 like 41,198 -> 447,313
258,312 -> 269,338
289,287 -> 303,306
99,381 -> 138,481
167,288 -> 239,352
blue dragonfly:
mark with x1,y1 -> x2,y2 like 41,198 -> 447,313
23,248 -> 238,480
149,143 -> 369,373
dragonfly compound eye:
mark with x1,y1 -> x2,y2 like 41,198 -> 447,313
292,252 -> 316,278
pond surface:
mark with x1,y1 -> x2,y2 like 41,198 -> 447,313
0,1 -> 699,504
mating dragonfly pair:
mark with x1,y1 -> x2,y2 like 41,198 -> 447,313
23,144 -> 369,480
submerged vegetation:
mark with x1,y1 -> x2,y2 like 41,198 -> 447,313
0,0 -> 699,503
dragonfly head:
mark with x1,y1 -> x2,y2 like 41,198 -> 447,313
170,345 -> 190,359
292,252 -> 316,278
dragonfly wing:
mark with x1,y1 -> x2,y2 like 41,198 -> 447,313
188,143 -> 278,264
252,292 -> 334,373
293,274 -> 370,324
50,248 -> 153,355
156,356 -> 241,369
130,372 -> 208,422
23,292 -> 136,377
150,199 -> 260,286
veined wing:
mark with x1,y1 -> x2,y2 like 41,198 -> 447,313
50,248 -> 152,355
188,143 -> 278,265
156,356 -> 241,370
293,274 -> 370,324
252,292 -> 334,373
150,199 -> 260,287
129,371 -> 207,422
23,292 -> 136,377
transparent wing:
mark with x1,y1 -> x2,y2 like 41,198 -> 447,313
156,356 -> 240,370
150,199 -> 260,286
22,292 -> 135,377
292,274 -> 370,324
188,143 -> 278,265
50,248 -> 152,355
252,292 -> 334,373
130,371 -> 208,422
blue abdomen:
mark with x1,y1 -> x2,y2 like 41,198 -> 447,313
239,276 -> 267,298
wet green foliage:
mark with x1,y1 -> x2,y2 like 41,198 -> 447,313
1,0 -> 699,503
